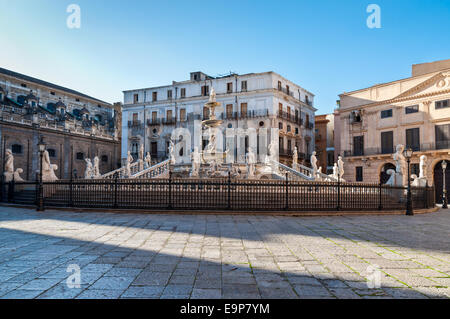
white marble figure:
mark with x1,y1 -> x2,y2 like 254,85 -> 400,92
41,150 -> 58,181
393,144 -> 407,186
93,156 -> 100,178
168,140 -> 176,165
126,151 -> 133,177
316,167 -> 323,181
412,155 -> 428,187
292,147 -> 298,170
84,158 -> 93,179
3,149 -> 24,182
209,87 -> 216,103
332,163 -> 339,179
144,152 -> 152,169
190,147 -> 201,177
205,130 -> 217,154
310,151 -> 318,179
337,156 -> 344,179
246,147 -> 256,178
385,169 -> 397,187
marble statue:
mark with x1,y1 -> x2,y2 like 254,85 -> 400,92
41,150 -> 58,181
337,156 -> 344,179
268,142 -> 277,162
332,163 -> 339,179
209,87 -> 216,103
246,147 -> 256,177
205,131 -> 217,154
310,151 -> 318,179
385,169 -> 397,187
3,149 -> 24,182
412,155 -> 428,187
190,147 -> 201,177
126,151 -> 133,177
168,140 -> 176,165
84,158 -> 93,179
230,165 -> 240,178
144,152 -> 152,169
316,167 -> 323,181
393,144 -> 407,186
292,147 -> 298,170
93,156 -> 100,178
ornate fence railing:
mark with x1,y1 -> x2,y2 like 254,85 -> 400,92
0,176 -> 435,212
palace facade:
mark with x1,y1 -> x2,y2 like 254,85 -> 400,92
121,71 -> 316,166
337,59 -> 450,201
0,67 -> 121,180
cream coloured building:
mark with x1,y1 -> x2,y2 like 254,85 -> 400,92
337,60 -> 450,201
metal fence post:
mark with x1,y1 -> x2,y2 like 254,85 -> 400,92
168,171 -> 173,209
0,176 -> 3,202
69,174 -> 73,207
114,174 -> 118,209
336,176 -> 341,211
378,182 -> 382,210
285,173 -> 289,210
227,171 -> 231,210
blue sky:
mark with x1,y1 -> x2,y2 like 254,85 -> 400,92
0,0 -> 449,114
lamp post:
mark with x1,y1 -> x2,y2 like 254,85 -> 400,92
37,136 -> 46,211
442,160 -> 448,209
403,147 -> 413,216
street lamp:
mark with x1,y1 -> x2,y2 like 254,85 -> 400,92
442,160 -> 448,209
403,147 -> 413,216
37,136 -> 46,211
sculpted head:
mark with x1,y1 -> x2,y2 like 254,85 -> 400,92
420,155 -> 427,162
5,149 -> 12,156
396,144 -> 404,153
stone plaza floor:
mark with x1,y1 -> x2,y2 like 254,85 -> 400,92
0,206 -> 449,299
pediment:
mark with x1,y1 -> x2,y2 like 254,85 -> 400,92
393,71 -> 450,100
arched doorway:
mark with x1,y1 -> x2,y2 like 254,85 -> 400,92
380,163 -> 396,184
434,160 -> 450,204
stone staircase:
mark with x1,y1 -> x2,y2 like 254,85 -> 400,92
131,159 -> 171,179
271,160 -> 338,182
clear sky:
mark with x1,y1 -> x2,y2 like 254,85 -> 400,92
0,0 -> 449,114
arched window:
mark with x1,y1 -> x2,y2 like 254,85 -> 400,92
11,144 -> 22,154
47,149 -> 56,158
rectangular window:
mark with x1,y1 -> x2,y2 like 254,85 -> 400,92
411,163 -> 420,177
356,166 -> 363,182
278,103 -> 283,115
381,109 -> 393,118
166,110 -> 173,121
381,131 -> 394,154
406,128 -> 420,151
152,92 -> 157,102
286,85 -> 290,95
405,105 -> 419,114
132,113 -> 138,122
227,82 -> 233,93
435,99 -> 450,110
353,135 -> 364,156
241,81 -> 247,91
226,104 -> 233,118
240,103 -> 247,117
435,124 -> 450,149
287,106 -> 291,119
179,108 -> 186,121
277,81 -> 282,91
201,86 -> 209,96
180,88 -> 186,98
167,90 -> 172,99
133,94 -> 139,103
287,140 -> 292,151
152,111 -> 157,122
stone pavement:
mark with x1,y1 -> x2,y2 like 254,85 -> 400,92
0,206 -> 449,299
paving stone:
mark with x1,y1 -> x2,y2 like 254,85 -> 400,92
76,289 -> 124,299
191,288 -> 222,299
120,286 -> 164,298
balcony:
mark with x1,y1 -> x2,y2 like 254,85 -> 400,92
147,118 -> 161,126
305,122 -> 314,129
279,148 -> 306,159
162,117 -> 177,125
343,142 -> 450,157
278,87 -> 294,98
127,120 -> 143,129
277,111 -> 303,126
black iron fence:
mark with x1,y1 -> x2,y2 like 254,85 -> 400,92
0,175 -> 435,212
